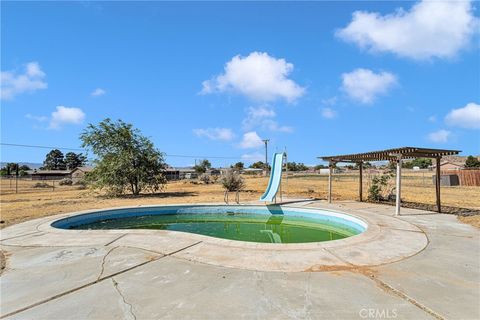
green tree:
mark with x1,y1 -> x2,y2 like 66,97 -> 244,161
42,149 -> 66,170
296,163 -> 309,171
0,163 -> 31,176
194,159 -> 212,174
231,162 -> 244,171
465,155 -> 480,168
286,162 -> 297,171
250,161 -> 264,169
314,164 -> 327,170
80,119 -> 167,196
403,158 -> 432,169
65,152 -> 87,170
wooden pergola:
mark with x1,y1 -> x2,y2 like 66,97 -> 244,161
319,147 -> 461,215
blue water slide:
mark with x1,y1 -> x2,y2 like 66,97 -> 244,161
259,152 -> 285,202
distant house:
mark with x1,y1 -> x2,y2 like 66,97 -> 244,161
176,167 -> 197,179
70,166 -> 93,182
241,168 -> 263,175
163,168 -> 180,180
317,168 -> 341,175
31,166 -> 93,181
31,169 -> 71,180
207,169 -> 221,176
432,161 -> 464,171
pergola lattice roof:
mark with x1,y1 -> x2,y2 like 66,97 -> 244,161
319,146 -> 460,162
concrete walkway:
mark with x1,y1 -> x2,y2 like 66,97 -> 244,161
1,201 -> 479,319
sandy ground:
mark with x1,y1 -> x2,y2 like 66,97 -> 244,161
1,175 -> 479,229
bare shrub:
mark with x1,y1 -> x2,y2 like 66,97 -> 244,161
33,182 -> 51,188
59,178 -> 73,186
221,171 -> 245,192
198,173 -> 211,185
73,179 -> 87,186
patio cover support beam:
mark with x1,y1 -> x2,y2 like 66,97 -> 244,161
328,161 -> 333,203
435,157 -> 442,213
358,162 -> 363,202
394,155 -> 402,216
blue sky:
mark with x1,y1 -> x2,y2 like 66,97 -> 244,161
1,1 -> 479,167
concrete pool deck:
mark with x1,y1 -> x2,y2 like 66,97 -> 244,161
1,200 -> 479,319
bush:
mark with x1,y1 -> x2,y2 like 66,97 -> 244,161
33,182 -> 51,188
220,171 -> 245,192
198,173 -> 211,184
368,172 -> 395,201
73,179 -> 87,186
73,179 -> 87,189
59,178 -> 73,186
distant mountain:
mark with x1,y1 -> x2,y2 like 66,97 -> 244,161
0,162 -> 43,169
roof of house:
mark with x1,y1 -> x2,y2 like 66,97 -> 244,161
31,170 -> 71,175
432,161 -> 465,168
71,166 -> 93,173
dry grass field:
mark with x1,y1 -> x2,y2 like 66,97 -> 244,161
1,171 -> 479,229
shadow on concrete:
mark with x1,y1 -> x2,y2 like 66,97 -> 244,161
108,192 -> 198,199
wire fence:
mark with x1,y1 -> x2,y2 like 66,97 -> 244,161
0,177 -> 72,194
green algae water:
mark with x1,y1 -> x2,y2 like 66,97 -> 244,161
71,212 -> 359,243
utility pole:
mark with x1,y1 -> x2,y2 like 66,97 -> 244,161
262,139 -> 269,176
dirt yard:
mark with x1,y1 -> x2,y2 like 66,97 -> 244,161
1,173 -> 479,229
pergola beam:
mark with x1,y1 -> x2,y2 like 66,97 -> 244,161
318,147 -> 460,214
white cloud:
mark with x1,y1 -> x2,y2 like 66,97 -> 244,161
91,88 -> 106,97
25,113 -> 48,122
445,102 -> 480,129
428,115 -> 437,123
321,96 -> 337,107
341,68 -> 397,104
201,51 -> 305,103
261,120 -> 293,133
241,152 -> 264,162
239,131 -> 264,149
321,108 -> 337,119
428,129 -> 451,143
336,0 -> 478,60
193,128 -> 235,141
1,62 -> 47,100
49,106 -> 86,129
242,106 -> 293,133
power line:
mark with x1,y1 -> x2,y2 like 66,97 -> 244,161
0,142 -> 244,160
0,143 -> 85,152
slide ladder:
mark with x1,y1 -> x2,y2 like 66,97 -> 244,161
259,152 -> 286,202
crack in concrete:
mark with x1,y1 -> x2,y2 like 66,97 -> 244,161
104,234 -> 128,246
0,231 -> 43,242
321,248 -> 444,319
0,241 -> 203,319
368,274 -> 445,320
97,246 -> 118,281
302,272 -> 313,320
111,277 -> 136,320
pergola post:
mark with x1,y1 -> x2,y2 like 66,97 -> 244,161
435,157 -> 442,213
358,162 -> 363,202
328,161 -> 333,203
395,155 -> 402,216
